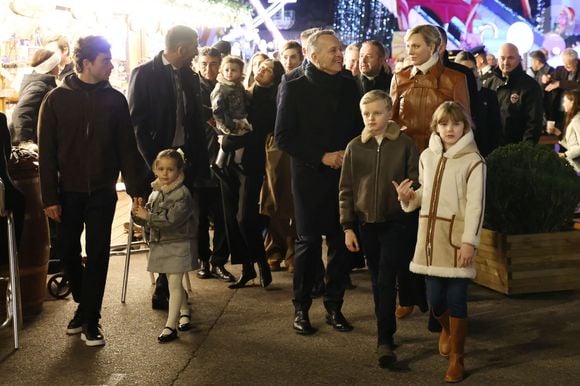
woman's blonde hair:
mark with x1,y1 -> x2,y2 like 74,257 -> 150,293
154,149 -> 185,171
430,101 -> 472,134
359,90 -> 393,111
404,25 -> 441,55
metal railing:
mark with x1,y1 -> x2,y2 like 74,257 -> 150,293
0,177 -> 22,349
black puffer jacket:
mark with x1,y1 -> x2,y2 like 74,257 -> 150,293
10,73 -> 57,144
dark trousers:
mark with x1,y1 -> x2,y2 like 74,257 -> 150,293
59,189 -> 117,322
359,221 -> 409,346
293,225 -> 348,313
426,276 -> 470,318
196,187 -> 229,266
237,173 -> 266,265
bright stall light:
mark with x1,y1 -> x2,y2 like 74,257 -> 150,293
506,22 -> 534,54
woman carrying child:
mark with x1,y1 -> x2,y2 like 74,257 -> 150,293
394,101 -> 486,382
132,149 -> 198,343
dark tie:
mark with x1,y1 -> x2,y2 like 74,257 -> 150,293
172,68 -> 185,147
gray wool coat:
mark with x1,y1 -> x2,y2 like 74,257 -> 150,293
134,174 -> 199,273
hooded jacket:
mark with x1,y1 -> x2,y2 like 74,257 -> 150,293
38,74 -> 147,207
11,73 -> 57,144
339,121 -> 418,230
402,131 -> 486,279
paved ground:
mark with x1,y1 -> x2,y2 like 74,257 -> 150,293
1,248 -> 579,385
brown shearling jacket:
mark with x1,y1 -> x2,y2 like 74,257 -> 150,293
390,60 -> 470,152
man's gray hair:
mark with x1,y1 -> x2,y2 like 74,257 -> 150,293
563,48 -> 579,60
306,30 -> 337,57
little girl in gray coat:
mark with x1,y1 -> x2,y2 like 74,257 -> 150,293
132,149 -> 199,343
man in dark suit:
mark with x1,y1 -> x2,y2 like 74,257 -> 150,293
127,25 -> 209,310
275,30 -> 363,335
543,48 -> 580,129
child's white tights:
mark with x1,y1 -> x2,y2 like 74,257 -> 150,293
166,273 -> 189,329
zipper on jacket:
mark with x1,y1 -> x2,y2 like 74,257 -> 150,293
373,140 -> 381,220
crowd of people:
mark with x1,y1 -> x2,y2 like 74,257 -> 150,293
1,20 -> 579,384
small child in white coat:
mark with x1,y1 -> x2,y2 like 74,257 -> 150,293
132,149 -> 199,343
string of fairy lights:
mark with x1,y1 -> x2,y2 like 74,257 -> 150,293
333,0 -> 397,48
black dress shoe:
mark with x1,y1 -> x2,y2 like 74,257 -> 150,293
211,265 -> 236,282
293,311 -> 317,335
257,261 -> 272,288
228,264 -> 257,289
158,327 -> 178,343
326,311 -> 354,332
197,260 -> 213,279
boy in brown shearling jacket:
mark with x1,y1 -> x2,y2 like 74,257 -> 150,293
338,90 -> 423,368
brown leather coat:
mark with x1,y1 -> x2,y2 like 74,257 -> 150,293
390,61 -> 470,152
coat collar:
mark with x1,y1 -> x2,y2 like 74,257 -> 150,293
361,120 -> 401,143
151,173 -> 185,194
428,130 -> 478,158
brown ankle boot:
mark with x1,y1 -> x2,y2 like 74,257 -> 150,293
445,317 -> 467,383
434,310 -> 451,357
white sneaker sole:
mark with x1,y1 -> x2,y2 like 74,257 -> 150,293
81,333 -> 105,346
66,326 -> 82,335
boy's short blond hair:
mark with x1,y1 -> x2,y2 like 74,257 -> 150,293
430,101 -> 472,134
359,90 -> 393,111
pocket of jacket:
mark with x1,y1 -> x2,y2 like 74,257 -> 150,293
449,215 -> 464,249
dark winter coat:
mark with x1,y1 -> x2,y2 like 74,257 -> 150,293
38,74 -> 148,207
355,66 -> 392,96
275,63 -> 363,235
127,51 -> 209,186
10,73 -> 57,144
486,65 -> 543,145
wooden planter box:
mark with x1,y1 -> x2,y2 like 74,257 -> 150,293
474,228 -> 580,295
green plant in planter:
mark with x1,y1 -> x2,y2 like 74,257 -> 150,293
484,142 -> 580,234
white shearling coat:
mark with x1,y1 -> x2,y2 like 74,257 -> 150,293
402,131 -> 486,279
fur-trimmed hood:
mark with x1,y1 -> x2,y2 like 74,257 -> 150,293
151,173 -> 185,194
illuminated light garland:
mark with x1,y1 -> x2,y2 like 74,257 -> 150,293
334,0 -> 397,50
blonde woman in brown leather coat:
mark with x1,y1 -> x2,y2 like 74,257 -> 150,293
390,25 -> 470,153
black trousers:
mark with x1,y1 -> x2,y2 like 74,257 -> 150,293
359,221 -> 410,346
236,173 -> 266,265
59,189 -> 117,323
196,186 -> 229,266
293,225 -> 349,313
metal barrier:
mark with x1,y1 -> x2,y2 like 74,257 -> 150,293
0,177 -> 22,349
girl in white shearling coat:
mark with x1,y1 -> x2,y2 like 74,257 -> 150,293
394,102 -> 486,383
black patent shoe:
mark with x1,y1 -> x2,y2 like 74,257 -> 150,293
326,311 -> 354,332
158,327 -> 178,343
228,265 -> 257,289
293,311 -> 317,335
211,265 -> 236,282
178,315 -> 192,332
257,261 -> 272,288
197,260 -> 213,279
377,344 -> 397,368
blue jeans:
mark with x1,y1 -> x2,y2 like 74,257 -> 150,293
425,276 -> 470,318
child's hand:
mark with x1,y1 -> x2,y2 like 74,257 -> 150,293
457,243 -> 475,267
344,229 -> 360,252
132,198 -> 149,220
392,179 -> 415,204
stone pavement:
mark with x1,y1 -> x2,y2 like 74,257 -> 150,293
1,248 -> 579,385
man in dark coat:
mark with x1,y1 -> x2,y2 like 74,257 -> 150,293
275,30 -> 363,335
356,40 -> 392,96
194,46 -> 233,283
487,43 -> 543,145
39,36 -> 148,346
127,25 -> 209,310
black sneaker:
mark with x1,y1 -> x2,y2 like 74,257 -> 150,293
81,323 -> 105,347
66,311 -> 84,335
